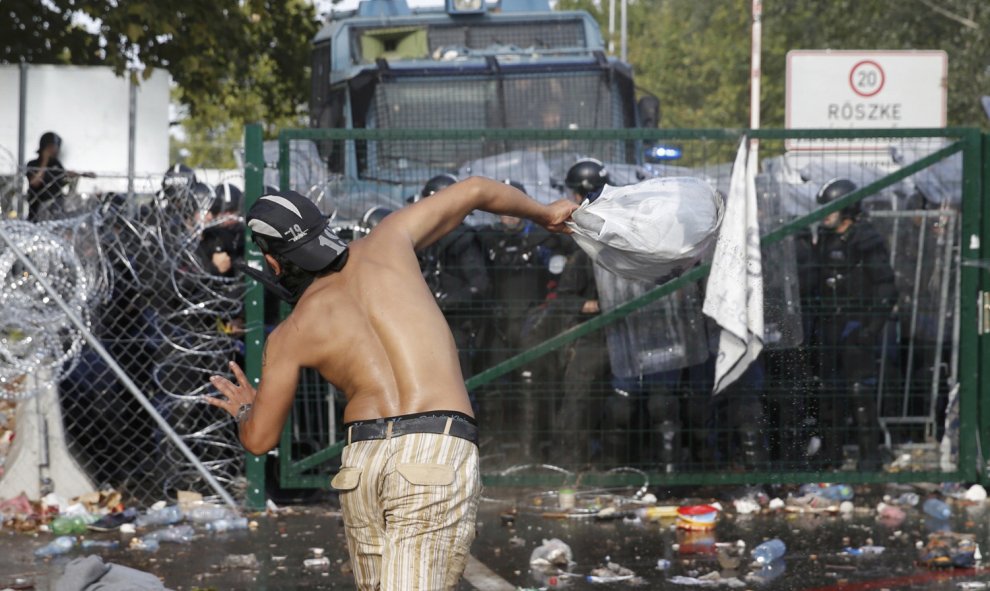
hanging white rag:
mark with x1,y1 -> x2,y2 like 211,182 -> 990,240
702,138 -> 764,393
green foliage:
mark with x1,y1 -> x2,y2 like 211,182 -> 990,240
563,0 -> 989,129
171,0 -> 318,167
0,0 -> 104,65
2,0 -> 318,168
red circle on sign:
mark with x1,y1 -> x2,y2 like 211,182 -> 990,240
849,60 -> 885,98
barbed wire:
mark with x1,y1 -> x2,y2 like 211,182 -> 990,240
0,164 -> 247,503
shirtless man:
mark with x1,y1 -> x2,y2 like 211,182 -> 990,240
206,178 -> 576,590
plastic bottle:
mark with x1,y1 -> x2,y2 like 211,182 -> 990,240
34,536 -> 76,557
749,558 -> 786,585
923,498 -> 951,520
135,505 -> 183,528
800,484 -> 853,502
186,505 -> 237,523
205,517 -> 249,533
142,524 -> 195,544
81,540 -> 120,550
50,515 -> 91,536
892,492 -> 920,507
133,538 -> 160,552
752,539 -> 786,565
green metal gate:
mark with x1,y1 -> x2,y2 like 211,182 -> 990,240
241,125 -> 987,510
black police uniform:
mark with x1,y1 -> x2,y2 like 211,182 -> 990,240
419,223 -> 490,376
478,220 -> 562,363
550,247 -> 610,466
814,218 -> 896,469
472,220 -> 569,462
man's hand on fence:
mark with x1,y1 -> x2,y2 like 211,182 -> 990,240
206,361 -> 257,422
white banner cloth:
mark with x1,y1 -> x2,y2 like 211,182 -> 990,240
702,139 -> 764,393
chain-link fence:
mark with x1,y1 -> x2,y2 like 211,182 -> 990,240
0,163 -> 249,507
0,127 -> 981,509
256,127 -> 980,496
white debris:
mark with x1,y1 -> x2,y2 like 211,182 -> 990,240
529,538 -> 573,568
965,485 -> 987,503
733,498 -> 761,515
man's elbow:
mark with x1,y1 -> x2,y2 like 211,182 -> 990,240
240,430 -> 277,456
459,176 -> 489,204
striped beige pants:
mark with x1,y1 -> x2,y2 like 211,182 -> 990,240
331,431 -> 481,590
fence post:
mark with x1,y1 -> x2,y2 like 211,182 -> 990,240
980,132 -> 990,484
243,123 -> 267,510
959,128 -> 983,482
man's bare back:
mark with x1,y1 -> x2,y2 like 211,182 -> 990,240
207,177 -> 577,455
277,224 -> 473,423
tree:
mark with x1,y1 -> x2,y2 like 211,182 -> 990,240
559,0 -> 989,130
2,0 -> 319,168
170,0 -> 319,167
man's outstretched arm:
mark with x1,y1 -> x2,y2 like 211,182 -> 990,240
206,324 -> 300,455
382,176 -> 577,250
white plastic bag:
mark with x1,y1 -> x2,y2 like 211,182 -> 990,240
566,177 -> 724,283
529,538 -> 573,568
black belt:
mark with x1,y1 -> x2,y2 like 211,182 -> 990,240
345,413 -> 478,446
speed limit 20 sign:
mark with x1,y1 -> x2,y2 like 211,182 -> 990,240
786,50 -> 947,149
849,60 -> 884,97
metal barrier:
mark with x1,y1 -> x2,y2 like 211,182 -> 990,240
0,169 -> 247,506
0,128 -> 981,510
241,126 -> 987,508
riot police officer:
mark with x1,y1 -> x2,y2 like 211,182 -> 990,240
473,180 -> 569,461
199,182 -> 245,276
414,174 -> 490,376
564,158 -> 610,200
551,159 -> 612,466
812,178 -> 896,471
478,180 -> 563,364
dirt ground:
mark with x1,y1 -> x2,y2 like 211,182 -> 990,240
4,485 -> 990,590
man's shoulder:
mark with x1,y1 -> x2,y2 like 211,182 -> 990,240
270,301 -> 331,351
26,158 -> 41,168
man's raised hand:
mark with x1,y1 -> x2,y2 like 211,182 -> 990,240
542,199 -> 579,234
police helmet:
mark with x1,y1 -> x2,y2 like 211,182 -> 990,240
189,182 -> 215,211
212,182 -> 243,215
359,206 -> 393,234
421,174 -> 458,199
816,178 -> 861,218
565,158 -> 609,198
162,163 -> 197,198
502,179 -> 527,194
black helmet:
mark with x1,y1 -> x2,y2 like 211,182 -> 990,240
502,179 -> 527,194
421,174 -> 458,199
162,163 -> 197,198
189,182 -> 215,211
816,178 -> 861,218
359,206 -> 393,235
212,182 -> 243,215
565,158 -> 609,198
